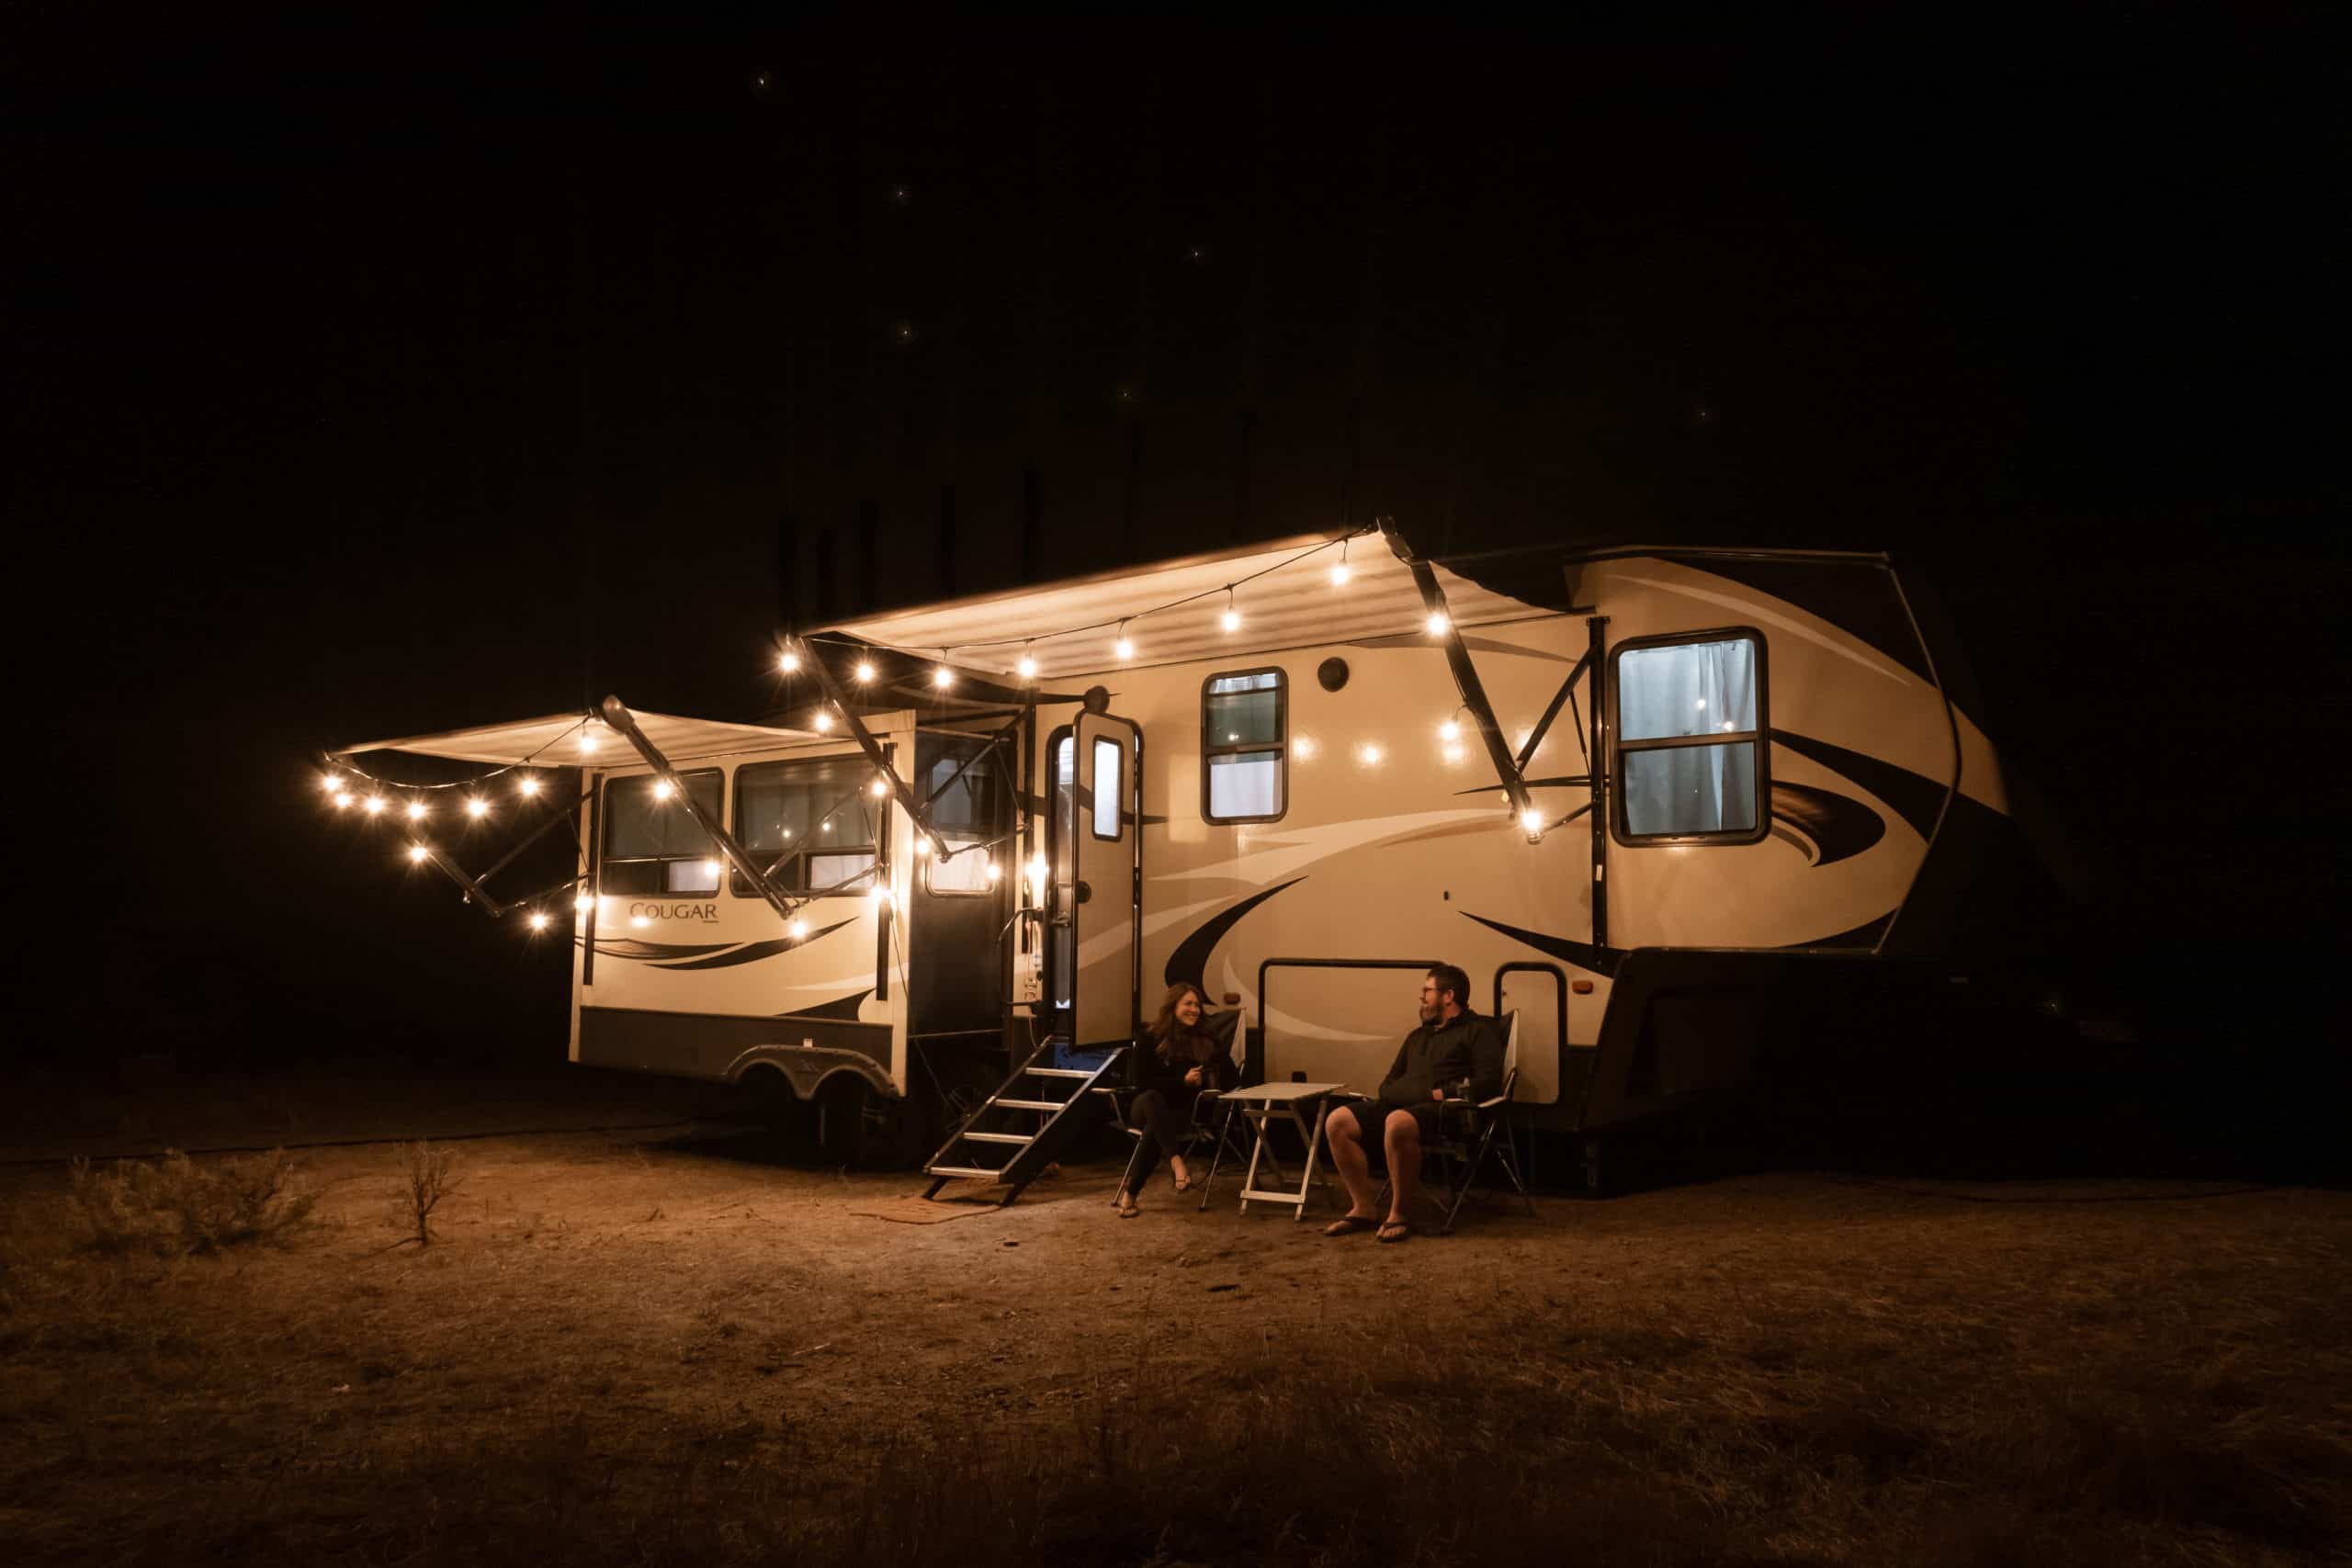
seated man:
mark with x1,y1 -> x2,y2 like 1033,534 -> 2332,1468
1322,964 -> 1484,1244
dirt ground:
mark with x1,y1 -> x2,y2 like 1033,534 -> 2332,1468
3,1075 -> 2347,1566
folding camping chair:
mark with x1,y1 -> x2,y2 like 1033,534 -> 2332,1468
1378,1010 -> 1536,1234
1111,1008 -> 1253,1194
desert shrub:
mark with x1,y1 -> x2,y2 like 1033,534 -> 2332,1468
397,1141 -> 461,1247
64,1148 -> 315,1256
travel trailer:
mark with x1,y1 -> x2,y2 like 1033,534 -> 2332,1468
332,525 -> 2069,1189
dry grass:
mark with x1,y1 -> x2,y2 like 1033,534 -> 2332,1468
1,1128 -> 2345,1566
397,1141 -> 461,1247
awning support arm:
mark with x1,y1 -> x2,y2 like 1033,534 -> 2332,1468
1378,516 -> 1540,841
1516,648 -> 1593,775
468,787 -> 594,893
598,696 -> 805,927
782,637 -> 989,863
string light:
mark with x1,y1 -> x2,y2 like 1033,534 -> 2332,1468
1220,587 -> 1241,634
407,844 -> 428,863
778,649 -> 801,673
788,917 -> 808,940
651,780 -> 674,802
1017,643 -> 1037,680
932,653 -> 955,690
1520,807 -> 1544,834
364,795 -> 387,816
914,837 -> 931,858
406,800 -> 428,821
813,708 -> 835,732
575,894 -> 594,914
1359,743 -> 1385,766
983,860 -> 1001,885
465,797 -> 489,818
332,791 -> 353,808
1425,611 -> 1450,636
854,660 -> 876,683
1439,719 -> 1461,742
699,860 -> 721,881
868,774 -> 888,798
517,774 -> 541,797
1329,537 -> 1351,587
1114,621 -> 1134,660
321,773 -> 344,794
579,727 -> 599,753
868,882 -> 889,908
528,911 -> 550,931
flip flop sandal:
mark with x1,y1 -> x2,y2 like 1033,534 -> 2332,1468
1117,1198 -> 1140,1219
1323,1215 -> 1379,1237
1376,1221 -> 1412,1244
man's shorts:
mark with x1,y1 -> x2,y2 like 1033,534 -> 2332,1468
1328,1096 -> 1441,1155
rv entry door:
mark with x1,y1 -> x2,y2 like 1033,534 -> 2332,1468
1060,710 -> 1143,1050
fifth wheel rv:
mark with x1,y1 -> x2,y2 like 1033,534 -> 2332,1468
331,525 -> 2070,1187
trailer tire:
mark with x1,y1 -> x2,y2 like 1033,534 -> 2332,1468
813,1074 -> 927,1170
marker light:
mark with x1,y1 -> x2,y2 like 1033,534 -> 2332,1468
651,780 -> 673,801
364,795 -> 387,816
854,660 -> 876,683
406,800 -> 428,821
517,774 -> 541,796
575,895 -> 594,915
778,649 -> 801,673
407,844 -> 428,863
1017,647 -> 1038,680
787,918 -> 808,940
465,797 -> 489,818
1439,719 -> 1461,742
528,911 -> 550,931
1425,612 -> 1450,637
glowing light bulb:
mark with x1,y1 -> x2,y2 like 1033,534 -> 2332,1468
407,844 -> 428,863
1221,591 -> 1240,633
1017,649 -> 1037,679
332,792 -> 352,808
517,774 -> 540,797
364,795 -> 387,816
1521,807 -> 1544,834
321,773 -> 344,793
1114,625 -> 1134,660
1425,612 -> 1450,637
854,660 -> 876,683
914,837 -> 931,858
869,882 -> 889,907
575,894 -> 594,915
465,797 -> 488,818
813,709 -> 834,732
579,728 -> 599,753
984,860 -> 1001,884
1360,743 -> 1384,766
868,775 -> 888,798
787,918 -> 808,940
528,911 -> 549,931
700,860 -> 721,880
652,780 -> 674,802
1029,854 -> 1048,891
406,800 -> 427,821
630,915 -> 650,929
778,649 -> 800,673
1439,719 -> 1461,742
1329,562 -> 1351,586
932,663 -> 955,690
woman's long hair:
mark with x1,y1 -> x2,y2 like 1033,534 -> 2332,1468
1148,982 -> 1214,1065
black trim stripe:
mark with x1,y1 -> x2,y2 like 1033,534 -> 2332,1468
1162,877 -> 1306,992
1458,912 -> 1629,977
1771,728 -> 1946,840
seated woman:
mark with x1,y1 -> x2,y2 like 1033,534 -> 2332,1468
1114,982 -> 1238,1216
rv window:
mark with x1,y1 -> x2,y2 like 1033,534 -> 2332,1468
1610,630 -> 1769,844
1091,739 -> 1124,840
1202,668 -> 1286,824
922,742 -> 1008,896
730,754 -> 884,896
599,771 -> 724,896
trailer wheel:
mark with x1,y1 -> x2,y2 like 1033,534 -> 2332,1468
813,1075 -> 927,1170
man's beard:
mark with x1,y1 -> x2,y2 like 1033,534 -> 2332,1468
1418,1002 -> 1438,1024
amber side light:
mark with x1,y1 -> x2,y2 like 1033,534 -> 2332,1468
1571,979 -> 1595,995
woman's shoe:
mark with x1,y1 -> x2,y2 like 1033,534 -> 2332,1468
1115,1191 -> 1140,1218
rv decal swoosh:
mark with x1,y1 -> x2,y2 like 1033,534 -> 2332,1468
777,988 -> 874,1022
650,917 -> 861,971
1770,729 -> 1944,840
587,938 -> 741,961
1163,877 -> 1306,991
1458,912 -> 1628,977
1767,781 -> 1886,868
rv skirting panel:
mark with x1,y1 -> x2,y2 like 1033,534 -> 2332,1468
578,1005 -> 889,1082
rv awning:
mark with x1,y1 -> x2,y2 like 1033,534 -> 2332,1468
334,710 -> 819,768
825,532 -> 1546,681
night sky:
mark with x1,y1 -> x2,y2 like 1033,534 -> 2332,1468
15,8 -> 2340,1074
